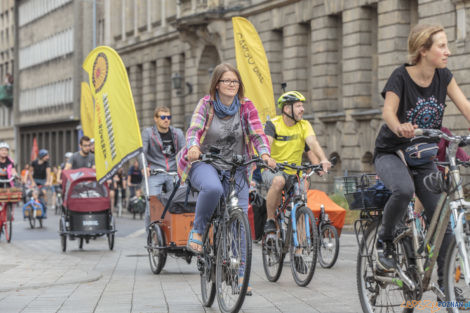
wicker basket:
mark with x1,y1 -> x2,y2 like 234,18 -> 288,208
341,174 -> 391,210
0,187 -> 23,203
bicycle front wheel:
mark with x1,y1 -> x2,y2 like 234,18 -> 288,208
444,235 -> 470,313
4,203 -> 12,243
289,206 -> 318,287
216,208 -> 252,313
148,223 -> 167,274
200,223 -> 216,307
319,224 -> 339,268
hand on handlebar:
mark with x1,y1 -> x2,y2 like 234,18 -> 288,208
396,123 -> 418,138
319,160 -> 332,176
261,154 -> 276,169
187,146 -> 201,163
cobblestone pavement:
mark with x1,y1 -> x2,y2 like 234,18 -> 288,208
0,229 -> 364,313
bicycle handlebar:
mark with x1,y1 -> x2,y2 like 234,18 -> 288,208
0,175 -> 18,184
414,128 -> 470,146
276,156 -> 337,177
199,153 -> 272,170
149,168 -> 178,176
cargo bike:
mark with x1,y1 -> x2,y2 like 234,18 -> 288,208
59,168 -> 116,252
0,176 -> 21,243
146,169 -> 197,274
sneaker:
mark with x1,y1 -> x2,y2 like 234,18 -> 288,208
439,283 -> 466,302
264,219 -> 277,234
376,240 -> 396,272
294,255 -> 308,274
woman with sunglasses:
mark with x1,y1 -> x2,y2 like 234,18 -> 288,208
177,62 -> 276,293
142,105 -> 185,231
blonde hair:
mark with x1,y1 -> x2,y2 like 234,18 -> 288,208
208,63 -> 244,100
154,106 -> 170,118
408,24 -> 445,65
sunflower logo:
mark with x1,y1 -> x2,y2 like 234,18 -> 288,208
92,52 -> 108,93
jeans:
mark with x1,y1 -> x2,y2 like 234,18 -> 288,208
144,173 -> 175,230
375,152 -> 453,280
189,162 -> 249,276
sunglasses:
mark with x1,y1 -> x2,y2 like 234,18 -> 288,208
159,115 -> 172,120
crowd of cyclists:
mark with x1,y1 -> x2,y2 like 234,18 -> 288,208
1,22 -> 470,311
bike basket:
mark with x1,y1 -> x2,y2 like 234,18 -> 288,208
342,174 -> 391,210
0,187 -> 22,203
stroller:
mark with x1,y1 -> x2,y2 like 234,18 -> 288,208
59,168 -> 116,252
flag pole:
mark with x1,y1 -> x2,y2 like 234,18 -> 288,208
141,152 -> 150,205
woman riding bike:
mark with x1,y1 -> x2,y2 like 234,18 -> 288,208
373,24 -> 470,292
177,62 -> 276,294
0,142 -> 17,187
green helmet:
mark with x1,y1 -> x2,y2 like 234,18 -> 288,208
277,91 -> 305,109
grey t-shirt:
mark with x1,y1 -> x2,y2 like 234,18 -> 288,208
70,152 -> 95,169
201,112 -> 244,170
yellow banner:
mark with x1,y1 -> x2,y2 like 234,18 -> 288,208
233,16 -> 275,123
80,82 -> 94,138
83,46 -> 142,184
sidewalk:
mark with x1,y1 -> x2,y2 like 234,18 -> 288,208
0,232 -> 362,313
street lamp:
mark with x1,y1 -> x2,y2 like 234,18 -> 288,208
171,72 -> 193,97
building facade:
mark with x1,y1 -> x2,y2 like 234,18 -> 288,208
13,0 -> 100,167
105,0 -> 470,189
12,0 -> 470,189
0,0 -> 15,157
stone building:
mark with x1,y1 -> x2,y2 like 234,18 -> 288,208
0,0 -> 15,157
105,0 -> 470,190
12,0 -> 470,188
13,0 -> 101,167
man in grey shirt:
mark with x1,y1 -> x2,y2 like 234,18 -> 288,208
65,136 -> 95,170
142,106 -> 184,229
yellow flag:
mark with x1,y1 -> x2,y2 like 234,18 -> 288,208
80,82 -> 94,138
83,46 -> 142,184
233,17 -> 275,123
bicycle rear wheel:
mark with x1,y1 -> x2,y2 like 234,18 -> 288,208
200,223 -> 216,307
444,235 -> 470,313
319,224 -> 339,268
357,220 -> 412,313
261,218 -> 285,282
290,206 -> 318,287
216,208 -> 252,313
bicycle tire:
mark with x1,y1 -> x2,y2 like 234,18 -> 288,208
59,218 -> 67,252
216,208 -> 252,313
27,205 -> 35,229
443,235 -> 470,313
200,223 -> 216,307
261,216 -> 285,282
5,203 -> 12,243
357,220 -> 413,313
289,206 -> 318,287
319,224 -> 339,268
148,223 -> 167,274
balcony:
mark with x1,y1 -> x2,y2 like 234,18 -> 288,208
0,85 -> 13,107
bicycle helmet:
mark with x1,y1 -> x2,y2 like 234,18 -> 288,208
64,152 -> 73,159
0,142 -> 10,150
38,149 -> 48,159
277,91 -> 306,123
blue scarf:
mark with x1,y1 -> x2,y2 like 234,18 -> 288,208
213,91 -> 241,119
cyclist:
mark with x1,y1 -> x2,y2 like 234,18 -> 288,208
60,152 -> 73,170
177,62 -> 276,293
29,149 -> 51,216
373,24 -> 470,289
0,142 -> 17,188
141,105 -> 185,230
65,136 -> 95,170
262,91 -> 330,273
